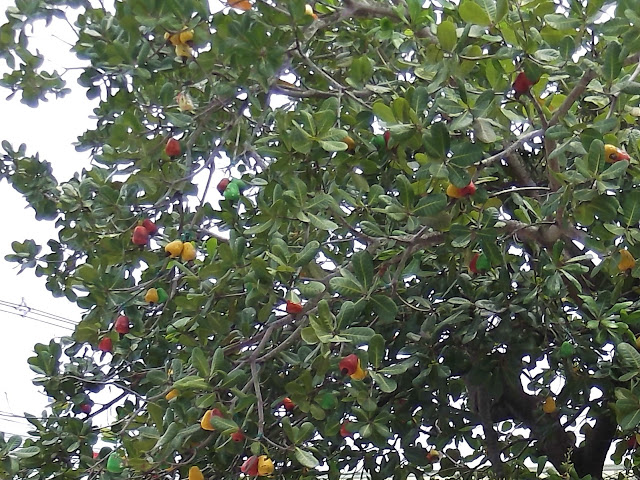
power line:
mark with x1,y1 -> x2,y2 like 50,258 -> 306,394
0,307 -> 74,331
0,299 -> 78,326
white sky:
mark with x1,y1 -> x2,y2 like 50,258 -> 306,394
0,0 -> 91,438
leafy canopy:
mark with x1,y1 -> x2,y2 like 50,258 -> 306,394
2,0 -> 640,479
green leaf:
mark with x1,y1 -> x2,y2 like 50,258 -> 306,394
622,190 -> 640,226
544,14 -> 582,30
171,375 -> 210,391
209,416 -> 240,434
318,140 -> 348,152
294,241 -> 321,267
341,326 -> 376,343
294,447 -> 320,468
308,213 -> 338,231
368,334 -> 385,368
330,276 -> 364,296
369,371 -> 397,392
352,251 -> 374,291
190,348 -> 210,378
437,20 -> 457,52
603,41 -> 622,83
473,118 -> 499,143
298,281 -> 326,297
413,193 -> 447,217
618,343 -> 640,369
369,295 -> 398,322
587,139 -> 605,176
14,446 -> 40,458
459,0 -> 492,26
372,101 -> 396,124
600,160 -> 628,179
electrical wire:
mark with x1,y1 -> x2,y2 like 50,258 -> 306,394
0,299 -> 78,326
0,307 -> 74,331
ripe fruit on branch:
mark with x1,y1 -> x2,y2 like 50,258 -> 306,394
165,138 -> 181,157
165,240 -> 184,258
257,456 -> 274,476
141,219 -> 157,235
231,430 -> 245,442
542,396 -> 556,414
342,136 -> 355,151
618,250 -> 636,271
426,449 -> 440,463
114,315 -> 130,334
604,144 -> 631,163
241,456 -> 259,476
175,44 -> 193,59
80,403 -> 92,414
145,288 -> 159,303
165,389 -> 179,401
98,337 -> 113,353
282,397 -> 295,411
340,420 -> 353,438
178,30 -> 194,45
132,226 -> 150,246
286,300 -> 303,314
200,408 -> 223,431
339,354 -> 367,380
164,29 -> 194,46
339,354 -> 359,376
217,178 -> 230,193
228,0 -> 252,10
513,71 -> 535,96
188,466 -> 204,480
446,181 -> 476,198
181,242 -> 197,262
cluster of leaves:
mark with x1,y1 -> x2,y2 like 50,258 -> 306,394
3,0 -> 640,479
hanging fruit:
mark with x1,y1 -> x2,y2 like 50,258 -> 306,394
282,397 -> 295,411
618,250 -> 636,271
114,315 -> 130,334
145,288 -> 159,303
98,337 -> 113,353
217,178 -> 230,194
165,138 -> 181,157
132,226 -> 150,246
165,240 -> 184,258
165,389 -> 179,401
513,71 -> 535,96
542,396 -> 557,414
340,420 -> 353,438
604,144 -> 631,163
188,466 -> 204,480
181,242 -> 197,262
285,300 -> 303,314
141,219 -> 157,235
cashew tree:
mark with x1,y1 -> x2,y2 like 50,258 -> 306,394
2,0 -> 640,479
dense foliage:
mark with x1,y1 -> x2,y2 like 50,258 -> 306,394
3,0 -> 640,479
